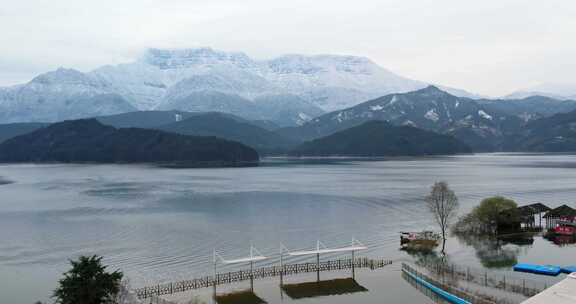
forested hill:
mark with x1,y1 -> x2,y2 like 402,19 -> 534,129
504,109 -> 576,152
0,119 -> 259,166
290,121 -> 471,156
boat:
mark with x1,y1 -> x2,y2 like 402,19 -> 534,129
513,263 -> 562,276
553,221 -> 576,236
400,231 -> 440,251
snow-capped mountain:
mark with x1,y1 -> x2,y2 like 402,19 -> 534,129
253,94 -> 325,127
91,49 -> 275,110
156,91 -> 262,120
0,68 -> 136,123
0,47 -> 482,125
2,47 -> 538,127
90,48 -> 430,111
260,54 -> 427,110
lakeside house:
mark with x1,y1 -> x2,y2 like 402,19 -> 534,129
498,203 -> 551,233
544,205 -> 576,235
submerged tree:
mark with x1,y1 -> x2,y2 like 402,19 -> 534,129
53,255 -> 123,304
454,196 -> 519,235
426,181 -> 459,254
474,196 -> 518,233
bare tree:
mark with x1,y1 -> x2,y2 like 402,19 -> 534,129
426,181 -> 459,254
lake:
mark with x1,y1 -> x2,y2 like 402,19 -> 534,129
1,153 -> 576,304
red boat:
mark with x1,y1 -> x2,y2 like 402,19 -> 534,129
554,219 -> 576,236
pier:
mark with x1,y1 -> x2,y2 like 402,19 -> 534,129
135,257 -> 392,299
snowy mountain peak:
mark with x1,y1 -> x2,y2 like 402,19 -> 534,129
266,54 -> 377,75
140,47 -> 255,70
30,68 -> 92,85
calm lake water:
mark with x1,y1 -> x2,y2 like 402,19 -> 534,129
1,154 -> 576,304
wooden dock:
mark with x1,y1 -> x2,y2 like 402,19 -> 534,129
135,257 -> 392,299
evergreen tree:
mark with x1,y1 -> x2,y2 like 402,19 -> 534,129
53,255 -> 123,304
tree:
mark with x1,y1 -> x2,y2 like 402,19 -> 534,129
453,196 -> 519,235
53,255 -> 123,304
426,181 -> 459,254
473,196 -> 518,233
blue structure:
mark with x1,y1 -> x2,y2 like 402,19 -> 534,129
403,268 -> 471,304
560,266 -> 576,274
513,263 -> 561,276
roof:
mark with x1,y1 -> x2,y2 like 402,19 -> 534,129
221,256 -> 268,264
544,205 -> 576,218
288,245 -> 367,256
214,245 -> 269,265
529,203 -> 552,213
499,203 -> 552,218
521,273 -> 576,304
517,203 -> 552,215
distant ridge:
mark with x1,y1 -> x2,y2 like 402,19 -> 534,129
505,109 -> 576,152
0,122 -> 47,144
508,83 -> 576,101
0,119 -> 259,166
0,111 -> 296,153
290,120 -> 471,156
155,112 -> 295,151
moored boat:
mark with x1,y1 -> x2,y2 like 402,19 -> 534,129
400,231 -> 440,251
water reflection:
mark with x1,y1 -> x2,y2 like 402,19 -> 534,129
544,234 -> 576,246
3,155 -> 576,303
404,248 -> 447,268
281,278 -> 368,299
454,233 -> 528,269
214,290 -> 266,304
0,177 -> 13,185
498,234 -> 535,246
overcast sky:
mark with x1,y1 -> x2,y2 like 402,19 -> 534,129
1,0 -> 575,96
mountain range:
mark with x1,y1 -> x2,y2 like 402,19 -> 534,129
0,111 -> 294,153
0,47 -> 483,126
508,83 -> 576,100
504,110 -> 576,152
3,91 -> 576,158
2,46 -> 576,156
279,86 -> 576,152
96,111 -> 294,151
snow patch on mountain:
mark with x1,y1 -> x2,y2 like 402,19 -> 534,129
478,110 -> 493,120
424,109 -> 440,122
